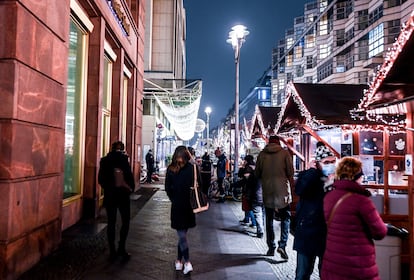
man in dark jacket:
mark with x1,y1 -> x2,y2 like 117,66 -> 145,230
215,149 -> 227,203
98,141 -> 135,261
145,149 -> 155,183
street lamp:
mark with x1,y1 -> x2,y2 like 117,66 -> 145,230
227,24 -> 249,180
205,106 -> 212,154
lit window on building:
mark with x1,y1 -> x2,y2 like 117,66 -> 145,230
319,15 -> 328,35
368,23 -> 384,58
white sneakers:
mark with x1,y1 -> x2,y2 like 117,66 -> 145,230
175,260 -> 183,271
183,262 -> 193,275
175,260 -> 193,275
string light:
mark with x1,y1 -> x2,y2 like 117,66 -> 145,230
355,10 -> 414,123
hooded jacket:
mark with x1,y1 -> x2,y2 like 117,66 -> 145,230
255,143 -> 294,209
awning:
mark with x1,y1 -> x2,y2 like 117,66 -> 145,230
276,82 -> 369,134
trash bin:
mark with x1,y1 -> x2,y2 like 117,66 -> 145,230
374,224 -> 408,280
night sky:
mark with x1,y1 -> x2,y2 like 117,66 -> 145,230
183,0 -> 310,129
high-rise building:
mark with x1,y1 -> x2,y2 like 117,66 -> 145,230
271,0 -> 414,106
143,0 -> 202,166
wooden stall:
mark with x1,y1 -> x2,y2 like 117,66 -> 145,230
275,82 -> 410,276
352,10 -> 414,279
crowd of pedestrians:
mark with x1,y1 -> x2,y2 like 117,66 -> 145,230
98,138 -> 389,279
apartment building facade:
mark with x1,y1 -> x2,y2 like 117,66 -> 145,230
271,0 -> 414,105
0,0 -> 145,278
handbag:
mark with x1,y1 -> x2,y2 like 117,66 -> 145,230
190,164 -> 209,213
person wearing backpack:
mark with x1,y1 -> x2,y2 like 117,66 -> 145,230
98,141 -> 135,261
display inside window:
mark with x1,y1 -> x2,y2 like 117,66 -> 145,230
360,156 -> 383,185
387,159 -> 408,186
389,133 -> 406,155
359,130 -> 383,155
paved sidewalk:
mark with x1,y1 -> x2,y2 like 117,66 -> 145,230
82,184 -> 319,280
19,182 -> 320,279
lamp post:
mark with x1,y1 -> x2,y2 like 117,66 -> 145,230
227,24 -> 249,180
205,106 -> 212,154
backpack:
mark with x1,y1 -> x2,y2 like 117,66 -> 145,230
114,168 -> 131,193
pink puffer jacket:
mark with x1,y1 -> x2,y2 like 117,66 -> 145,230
322,180 -> 387,280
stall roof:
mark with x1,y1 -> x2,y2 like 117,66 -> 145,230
276,83 -> 368,133
250,105 -> 281,138
358,11 -> 414,110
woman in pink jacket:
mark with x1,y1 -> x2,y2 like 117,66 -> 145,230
322,157 -> 387,280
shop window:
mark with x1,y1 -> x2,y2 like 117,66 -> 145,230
64,18 -> 88,199
359,130 -> 383,155
101,55 -> 113,156
389,132 -> 406,155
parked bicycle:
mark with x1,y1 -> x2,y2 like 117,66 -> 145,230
207,173 -> 243,202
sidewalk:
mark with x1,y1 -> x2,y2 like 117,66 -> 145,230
20,182 -> 320,279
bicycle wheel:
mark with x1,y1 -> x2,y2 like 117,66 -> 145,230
231,183 -> 243,202
207,181 -> 219,199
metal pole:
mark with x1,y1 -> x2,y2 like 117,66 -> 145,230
206,113 -> 210,154
234,44 -> 240,180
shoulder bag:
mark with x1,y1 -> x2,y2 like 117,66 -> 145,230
190,164 -> 209,213
327,192 -> 352,227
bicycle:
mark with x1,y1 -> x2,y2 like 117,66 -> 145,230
207,173 -> 243,202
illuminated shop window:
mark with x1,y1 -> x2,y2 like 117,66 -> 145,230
64,18 -> 88,199
101,55 -> 112,156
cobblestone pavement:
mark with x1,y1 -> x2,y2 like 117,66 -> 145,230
19,181 -> 320,280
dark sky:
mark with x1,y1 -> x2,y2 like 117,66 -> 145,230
183,0 -> 310,129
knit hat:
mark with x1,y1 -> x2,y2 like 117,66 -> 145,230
315,142 -> 334,161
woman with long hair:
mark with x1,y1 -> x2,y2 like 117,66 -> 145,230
165,146 -> 197,275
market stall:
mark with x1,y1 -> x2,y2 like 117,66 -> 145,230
352,10 -> 414,278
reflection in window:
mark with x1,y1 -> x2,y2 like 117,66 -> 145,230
64,19 -> 87,199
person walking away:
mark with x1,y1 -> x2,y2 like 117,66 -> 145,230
293,142 -> 336,280
322,156 -> 387,280
165,146 -> 198,275
238,155 -> 256,228
215,148 -> 227,203
98,141 -> 135,261
145,149 -> 155,183
255,135 -> 294,259
243,155 -> 264,238
200,152 -> 212,195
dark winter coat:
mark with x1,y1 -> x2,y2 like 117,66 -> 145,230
216,154 -> 227,179
255,143 -> 294,209
165,162 -> 197,230
98,151 -> 135,207
145,152 -> 155,172
293,167 -> 326,257
240,165 -> 263,206
322,180 -> 387,280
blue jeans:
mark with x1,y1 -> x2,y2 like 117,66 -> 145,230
177,229 -> 189,262
265,205 -> 290,249
252,204 -> 264,235
295,252 -> 322,280
243,210 -> 256,226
